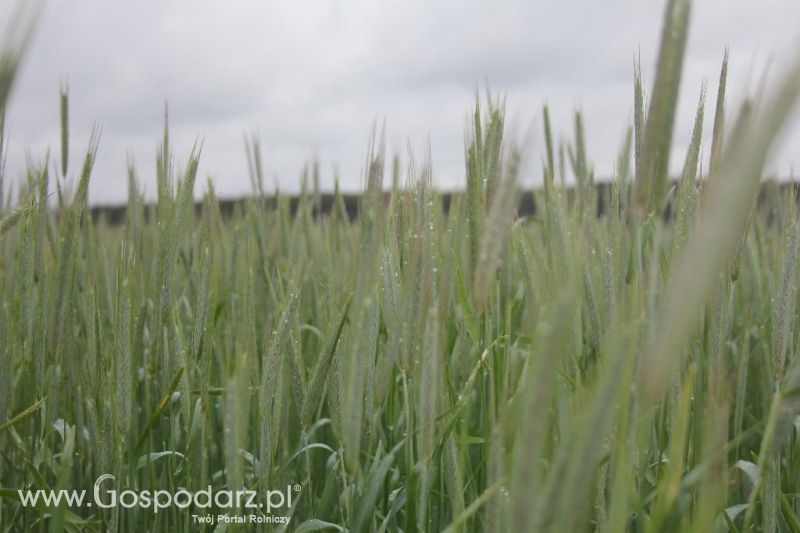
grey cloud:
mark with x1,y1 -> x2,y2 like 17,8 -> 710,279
1,0 -> 799,204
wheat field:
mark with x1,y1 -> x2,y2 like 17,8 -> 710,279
2,0 -> 800,531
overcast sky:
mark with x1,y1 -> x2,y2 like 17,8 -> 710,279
2,0 -> 800,204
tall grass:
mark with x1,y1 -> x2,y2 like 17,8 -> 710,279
1,1 -> 800,531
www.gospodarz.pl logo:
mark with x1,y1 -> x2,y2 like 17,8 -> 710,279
17,474 -> 299,524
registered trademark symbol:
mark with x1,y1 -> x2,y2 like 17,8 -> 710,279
293,484 -> 301,492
